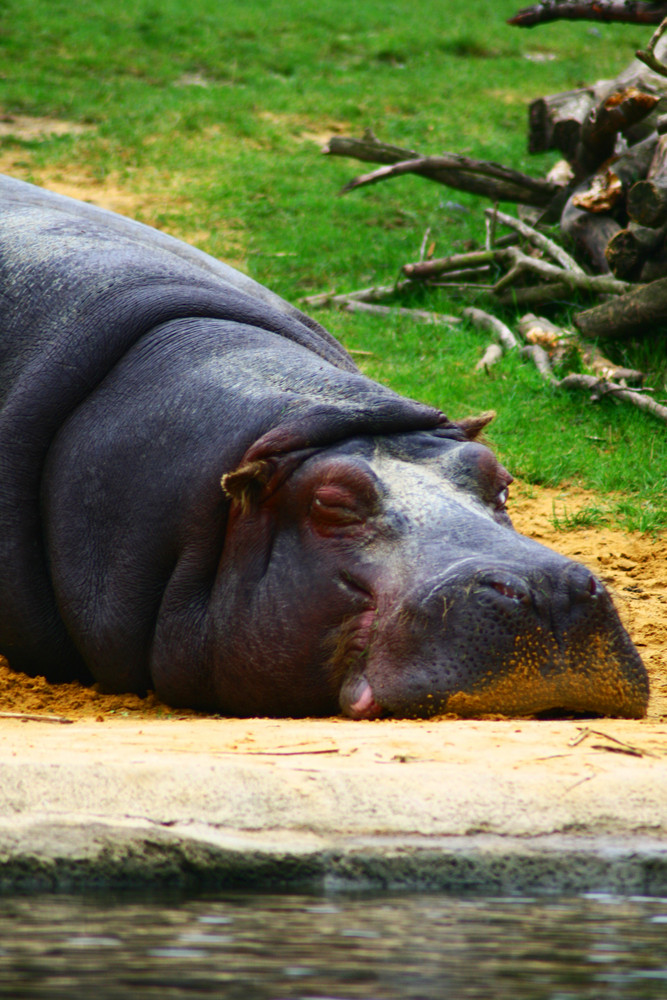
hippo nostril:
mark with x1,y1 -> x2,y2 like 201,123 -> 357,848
568,565 -> 601,604
487,578 -> 531,605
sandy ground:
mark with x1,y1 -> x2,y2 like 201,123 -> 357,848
1,483 -> 665,727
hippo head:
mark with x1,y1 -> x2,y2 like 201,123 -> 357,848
210,419 -> 648,720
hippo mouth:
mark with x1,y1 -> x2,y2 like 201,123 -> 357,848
340,643 -> 649,721
336,566 -> 649,721
340,673 -> 384,720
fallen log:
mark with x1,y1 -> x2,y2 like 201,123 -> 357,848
403,249 -> 499,281
495,281 -> 571,308
517,313 -> 577,369
560,190 -> 623,273
300,285 -> 463,325
628,176 -> 667,226
605,222 -> 667,279
494,246 -> 629,296
636,16 -> 667,78
467,308 -> 665,424
475,343 -> 503,371
318,23 -> 667,376
561,133 -> 659,271
520,343 -> 556,380
485,207 -> 585,274
573,132 -> 659,212
575,275 -> 667,337
627,134 -> 667,225
301,281 -> 417,308
336,300 -> 461,325
403,243 -> 629,295
573,88 -> 659,180
639,241 -> 667,279
336,154 -> 559,207
528,83 -> 611,158
509,0 -> 667,27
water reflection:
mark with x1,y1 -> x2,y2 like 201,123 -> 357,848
0,891 -> 666,998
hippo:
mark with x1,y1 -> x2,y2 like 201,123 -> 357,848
0,174 -> 648,719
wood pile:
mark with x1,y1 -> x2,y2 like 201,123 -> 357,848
319,18 -> 667,346
307,15 -> 667,422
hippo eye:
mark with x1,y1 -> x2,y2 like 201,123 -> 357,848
310,485 -> 364,529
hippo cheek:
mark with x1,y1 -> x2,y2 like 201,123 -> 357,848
339,562 -> 649,720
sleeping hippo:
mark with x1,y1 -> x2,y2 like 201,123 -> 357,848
0,174 -> 648,718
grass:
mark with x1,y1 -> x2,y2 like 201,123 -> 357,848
0,0 -> 664,529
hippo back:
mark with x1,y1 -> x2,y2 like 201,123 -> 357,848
0,176 -> 448,684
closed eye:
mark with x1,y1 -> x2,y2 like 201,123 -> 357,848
313,485 -> 358,509
311,496 -> 362,525
309,483 -> 371,536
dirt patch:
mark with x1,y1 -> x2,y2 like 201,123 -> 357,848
0,114 -> 91,141
0,151 -> 149,218
0,483 -> 664,723
255,110 -> 350,146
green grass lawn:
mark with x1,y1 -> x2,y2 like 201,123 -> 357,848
0,0 -> 664,529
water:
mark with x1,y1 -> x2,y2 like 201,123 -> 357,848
0,890 -> 666,999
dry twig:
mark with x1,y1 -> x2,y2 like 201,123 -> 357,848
484,207 -> 586,275
463,306 -> 518,351
0,710 -> 74,724
636,16 -> 667,77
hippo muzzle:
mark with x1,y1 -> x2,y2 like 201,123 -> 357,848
339,554 -> 648,720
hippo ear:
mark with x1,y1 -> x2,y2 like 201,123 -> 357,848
454,410 -> 496,441
221,459 -> 275,511
221,448 -> 316,511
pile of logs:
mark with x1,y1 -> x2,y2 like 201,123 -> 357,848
319,16 -> 667,346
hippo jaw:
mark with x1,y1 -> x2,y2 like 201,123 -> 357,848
336,556 -> 649,721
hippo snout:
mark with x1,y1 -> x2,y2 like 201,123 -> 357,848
476,561 -> 599,624
340,557 -> 649,721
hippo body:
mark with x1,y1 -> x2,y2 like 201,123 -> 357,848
0,175 -> 648,718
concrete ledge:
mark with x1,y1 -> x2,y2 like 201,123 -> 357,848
2,716 -> 666,894
2,819 -> 667,895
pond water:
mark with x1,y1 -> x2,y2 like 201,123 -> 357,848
1,890 -> 666,999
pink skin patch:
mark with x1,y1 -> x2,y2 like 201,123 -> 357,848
348,679 -> 383,720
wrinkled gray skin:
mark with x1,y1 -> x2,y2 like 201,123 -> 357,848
0,175 -> 648,719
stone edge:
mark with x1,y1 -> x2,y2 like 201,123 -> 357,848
2,818 -> 667,896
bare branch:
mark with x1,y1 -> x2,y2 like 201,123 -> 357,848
520,344 -> 557,383
497,247 -> 630,296
475,344 -> 504,371
301,281 -> 416,309
509,0 -> 667,27
636,16 -> 667,78
558,374 -> 667,423
338,154 -> 559,207
337,300 -> 461,325
485,207 -> 585,274
463,307 -> 519,351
